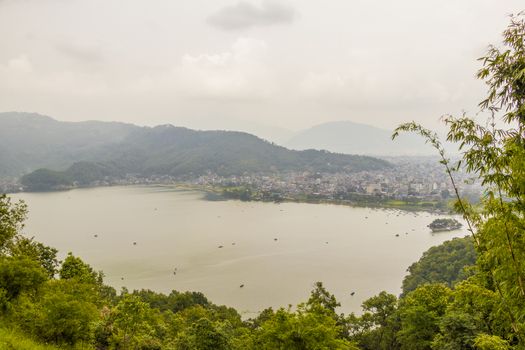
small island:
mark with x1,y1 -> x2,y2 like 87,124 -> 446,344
427,218 -> 462,232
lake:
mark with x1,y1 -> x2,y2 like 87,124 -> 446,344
12,185 -> 468,317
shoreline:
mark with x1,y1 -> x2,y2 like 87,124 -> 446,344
189,184 -> 451,214
8,182 -> 452,214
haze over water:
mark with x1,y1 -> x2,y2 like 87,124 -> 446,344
12,186 -> 467,316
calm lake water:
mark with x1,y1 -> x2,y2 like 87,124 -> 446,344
12,186 -> 467,316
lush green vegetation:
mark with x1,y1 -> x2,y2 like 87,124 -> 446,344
20,162 -> 120,192
401,236 -> 476,295
0,326 -> 65,350
427,218 -> 463,232
212,184 -> 449,212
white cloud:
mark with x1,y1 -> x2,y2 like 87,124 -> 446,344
172,37 -> 272,98
300,72 -> 346,97
0,0 -> 520,131
6,54 -> 32,73
0,53 -> 111,97
0,55 -> 34,93
55,42 -> 105,64
207,0 -> 295,30
1,39 -> 274,101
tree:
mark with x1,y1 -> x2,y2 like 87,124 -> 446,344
432,277 -> 511,349
108,294 -> 164,350
13,279 -> 99,346
306,282 -> 340,316
362,292 -> 400,349
0,194 -> 27,252
59,252 -> 103,285
0,256 -> 47,303
255,306 -> 357,350
10,236 -> 59,278
397,284 -> 452,350
346,291 -> 400,350
393,12 -> 525,346
474,334 -> 511,350
254,283 -> 358,350
176,318 -> 231,350
402,237 -> 476,295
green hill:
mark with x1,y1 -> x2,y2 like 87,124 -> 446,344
1,113 -> 391,191
0,112 -> 135,177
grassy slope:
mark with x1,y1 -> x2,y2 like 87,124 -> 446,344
0,327 -> 57,350
0,327 -> 92,350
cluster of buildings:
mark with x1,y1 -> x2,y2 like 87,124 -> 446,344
2,158 -> 482,204
191,157 -> 481,202
0,177 -> 23,193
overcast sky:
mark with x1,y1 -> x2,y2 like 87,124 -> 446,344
1,0 -> 523,139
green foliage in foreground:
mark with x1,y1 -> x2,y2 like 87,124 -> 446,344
0,326 -> 63,350
402,236 -> 476,295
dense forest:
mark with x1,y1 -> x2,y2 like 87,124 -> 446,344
1,10 -> 525,350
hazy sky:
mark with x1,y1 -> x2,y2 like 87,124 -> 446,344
1,0 -> 523,139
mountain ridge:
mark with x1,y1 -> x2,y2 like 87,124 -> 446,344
286,120 -> 437,156
0,112 -> 391,190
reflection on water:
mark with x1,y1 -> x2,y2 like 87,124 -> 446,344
12,186 -> 467,316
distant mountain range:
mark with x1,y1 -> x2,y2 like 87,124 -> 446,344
286,121 -> 440,156
0,113 -> 391,190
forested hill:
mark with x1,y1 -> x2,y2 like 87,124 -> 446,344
0,112 -> 136,177
0,113 -> 391,189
